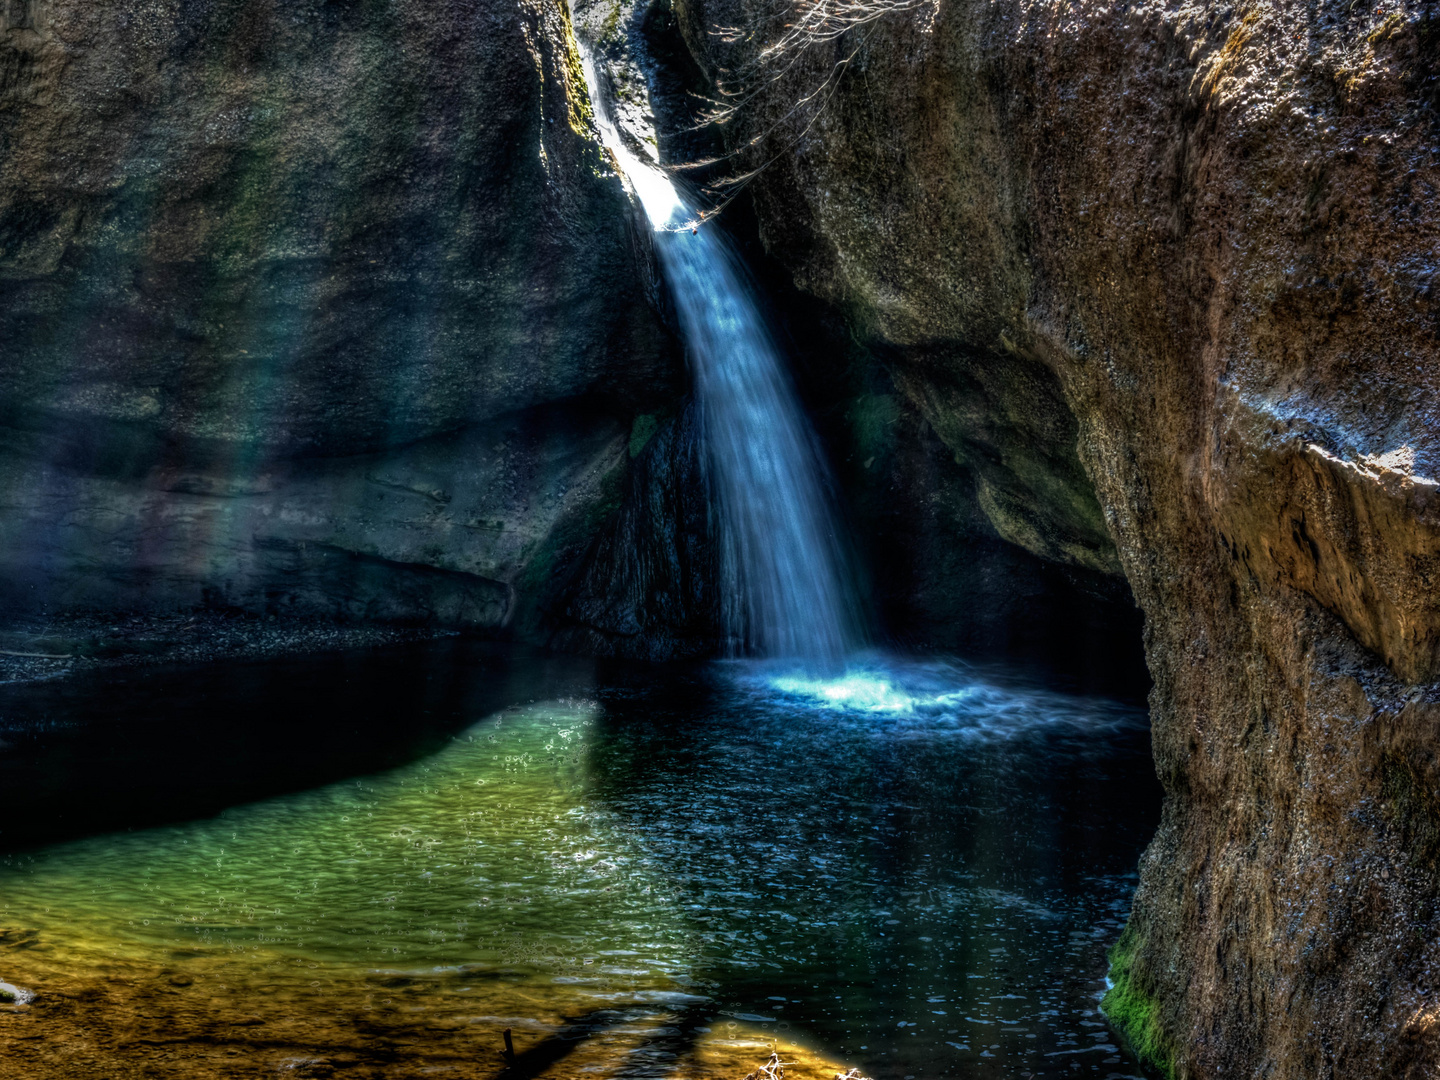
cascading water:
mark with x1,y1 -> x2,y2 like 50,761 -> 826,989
580,54 -> 862,665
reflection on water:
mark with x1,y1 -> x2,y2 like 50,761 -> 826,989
0,642 -> 1159,1079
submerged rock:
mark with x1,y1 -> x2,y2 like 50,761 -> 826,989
0,981 -> 35,1005
669,0 -> 1440,1072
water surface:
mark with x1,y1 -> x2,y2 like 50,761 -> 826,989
0,642 -> 1159,1079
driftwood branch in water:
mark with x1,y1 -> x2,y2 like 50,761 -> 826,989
742,1054 -> 788,1080
740,1051 -> 873,1080
0,649 -> 73,659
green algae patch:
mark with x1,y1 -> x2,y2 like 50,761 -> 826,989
1101,923 -> 1177,1079
628,412 -> 660,458
557,0 -> 597,136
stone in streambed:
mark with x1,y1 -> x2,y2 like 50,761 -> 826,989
0,981 -> 35,1005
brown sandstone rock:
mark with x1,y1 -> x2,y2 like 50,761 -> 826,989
668,0 -> 1440,1072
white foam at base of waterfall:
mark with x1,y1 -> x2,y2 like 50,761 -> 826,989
733,652 -> 1147,741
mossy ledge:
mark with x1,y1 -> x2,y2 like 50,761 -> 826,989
1101,923 -> 1177,1079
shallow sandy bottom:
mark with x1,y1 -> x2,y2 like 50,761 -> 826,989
0,937 -> 848,1080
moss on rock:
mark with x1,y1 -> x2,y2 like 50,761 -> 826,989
1101,923 -> 1176,1080
628,412 -> 661,458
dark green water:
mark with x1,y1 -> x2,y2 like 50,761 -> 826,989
0,641 -> 1160,1079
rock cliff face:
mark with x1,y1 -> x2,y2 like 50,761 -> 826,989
0,0 -> 682,631
668,0 -> 1440,1073
574,0 -> 1149,684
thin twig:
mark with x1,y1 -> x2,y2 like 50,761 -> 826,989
668,0 -> 939,218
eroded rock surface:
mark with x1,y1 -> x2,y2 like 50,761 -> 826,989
553,402 -> 726,659
0,0 -> 680,632
669,0 -> 1440,1072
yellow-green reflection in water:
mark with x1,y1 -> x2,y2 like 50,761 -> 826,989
0,644 -> 1160,1080
0,699 -> 843,1080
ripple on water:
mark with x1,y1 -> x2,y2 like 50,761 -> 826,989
0,646 -> 1159,1079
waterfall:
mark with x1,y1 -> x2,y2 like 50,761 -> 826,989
580,54 -> 861,665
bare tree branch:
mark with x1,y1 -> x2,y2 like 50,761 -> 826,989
674,0 -> 939,216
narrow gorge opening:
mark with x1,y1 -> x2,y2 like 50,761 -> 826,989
6,0 -> 1424,1075
568,0 -> 1152,703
